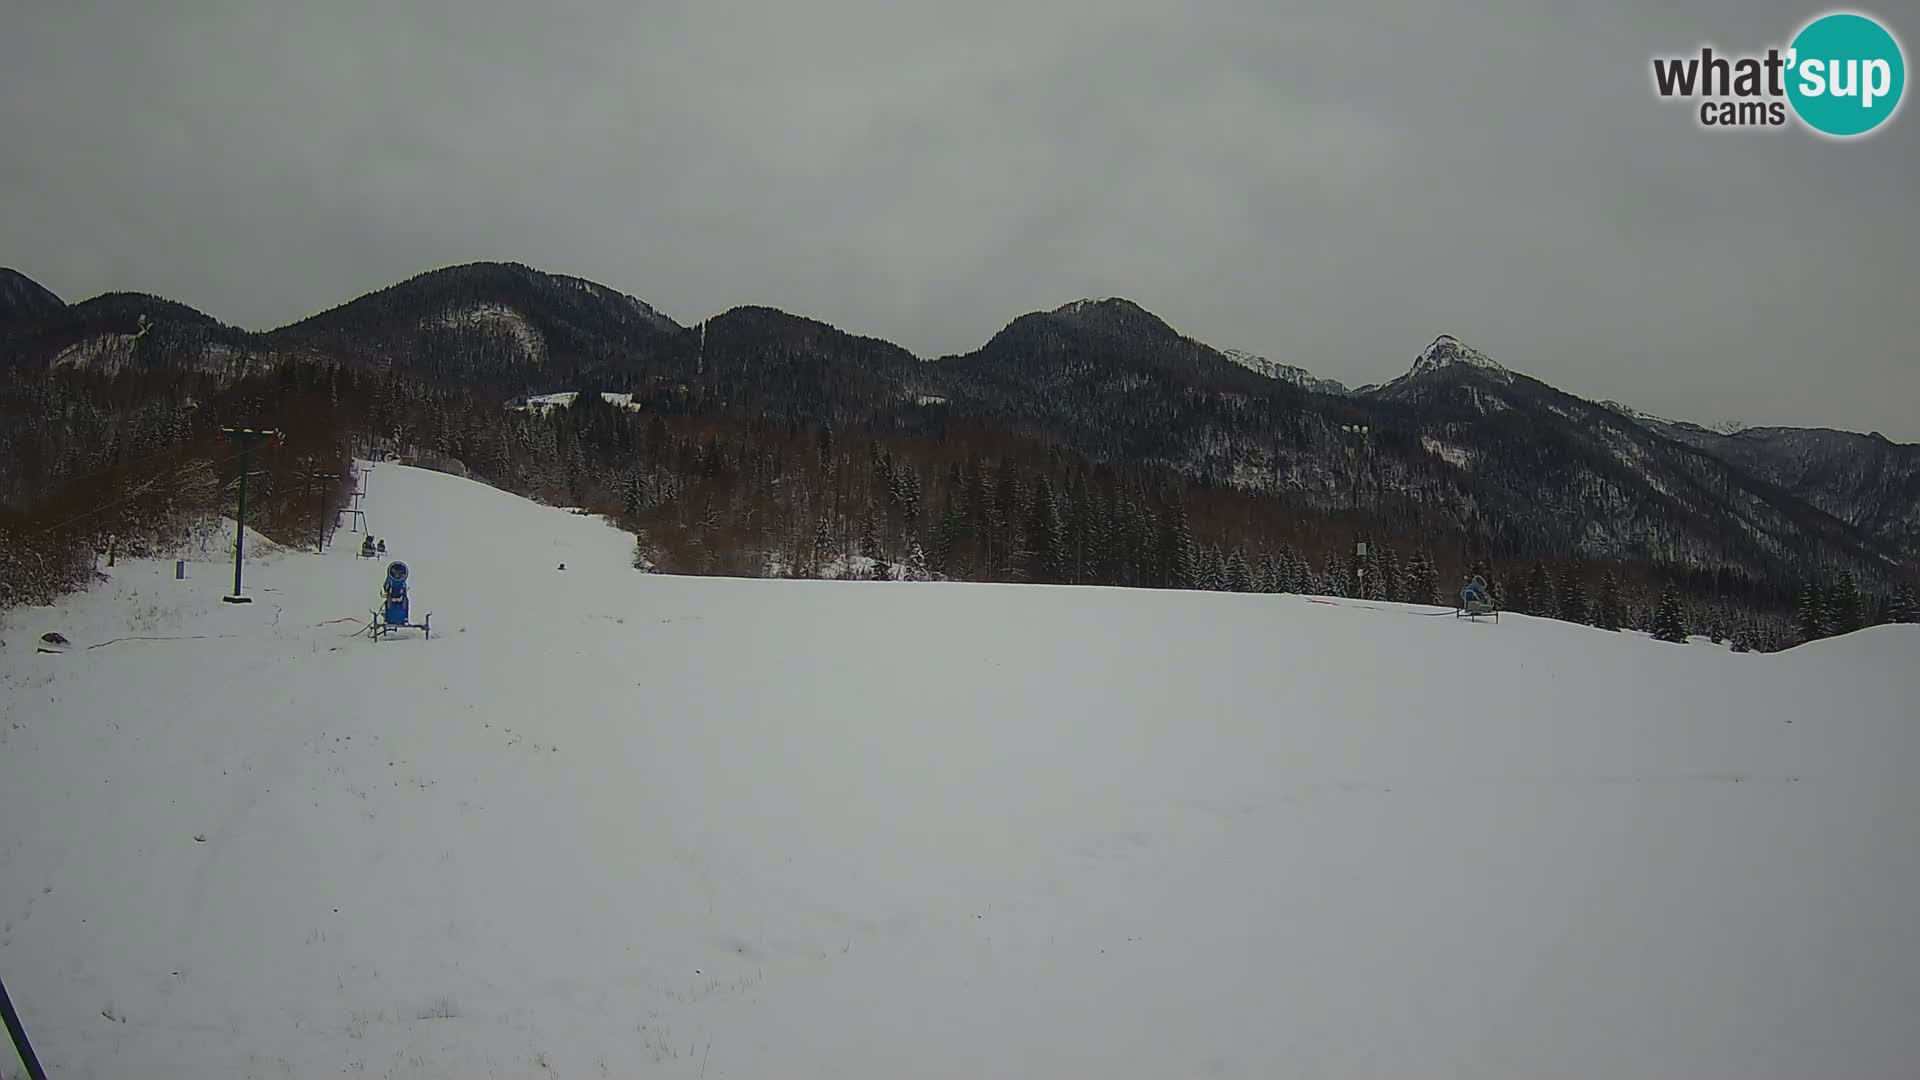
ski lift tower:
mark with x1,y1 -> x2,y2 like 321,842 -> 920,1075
1340,423 -> 1371,597
339,467 -> 368,535
1340,423 -> 1372,512
218,427 -> 285,604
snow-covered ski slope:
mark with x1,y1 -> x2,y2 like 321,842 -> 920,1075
2,464 -> 1916,1080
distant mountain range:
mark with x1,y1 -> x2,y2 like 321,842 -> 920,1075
3,262 -> 1913,587
1219,349 -> 1351,396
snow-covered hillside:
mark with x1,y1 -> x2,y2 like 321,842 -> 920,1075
508,391 -> 643,415
1219,349 -> 1350,395
2,465 -> 1916,1079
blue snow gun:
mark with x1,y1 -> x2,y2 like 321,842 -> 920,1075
1457,575 -> 1499,621
382,561 -> 410,625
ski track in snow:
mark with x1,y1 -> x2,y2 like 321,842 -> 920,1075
2,463 -> 1918,1079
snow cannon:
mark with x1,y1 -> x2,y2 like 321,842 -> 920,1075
382,561 -> 410,625
366,560 -> 431,641
1456,575 -> 1499,622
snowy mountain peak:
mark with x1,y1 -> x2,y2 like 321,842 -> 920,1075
1601,400 -> 1680,427
1220,349 -> 1350,395
1041,297 -> 1181,345
1053,297 -> 1143,318
1409,335 -> 1510,380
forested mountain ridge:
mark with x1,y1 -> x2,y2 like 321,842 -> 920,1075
1,262 -> 1913,647
0,267 -> 65,335
1353,340 -> 1902,573
265,262 -> 686,391
1624,416 -> 1920,565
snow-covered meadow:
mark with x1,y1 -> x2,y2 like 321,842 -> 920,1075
2,464 -> 1915,1079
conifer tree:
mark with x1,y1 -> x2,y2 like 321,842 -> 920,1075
813,514 -> 836,575
1199,544 -> 1227,591
932,489 -> 965,576
1557,560 -> 1588,624
1087,487 -> 1117,584
621,474 -> 643,520
1369,542 -> 1399,602
1325,552 -> 1349,597
1652,582 -> 1688,643
1256,552 -> 1280,593
1101,493 -> 1131,585
1227,549 -> 1253,592
1828,570 -> 1862,634
1404,550 -> 1439,606
988,460 -> 1020,577
1889,582 -> 1918,624
1523,561 -> 1555,617
1283,546 -> 1309,593
815,422 -> 835,474
1796,580 -> 1827,642
1020,476 -> 1062,583
1157,503 -> 1196,589
1589,570 -> 1618,630
1064,474 -> 1093,583
1624,585 -> 1652,632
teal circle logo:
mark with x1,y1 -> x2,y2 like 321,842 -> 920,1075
1787,12 -> 1905,137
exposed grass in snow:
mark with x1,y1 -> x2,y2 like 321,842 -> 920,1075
1,463 -> 1916,1078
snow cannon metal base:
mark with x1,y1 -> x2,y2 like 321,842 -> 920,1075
366,560 -> 432,641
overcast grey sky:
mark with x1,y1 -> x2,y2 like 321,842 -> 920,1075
3,0 -> 1915,437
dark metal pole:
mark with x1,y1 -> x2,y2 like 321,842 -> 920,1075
231,440 -> 249,598
0,973 -> 49,1080
221,428 -> 280,605
314,472 -> 339,554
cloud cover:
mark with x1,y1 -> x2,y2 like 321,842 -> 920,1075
3,0 -> 1915,435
